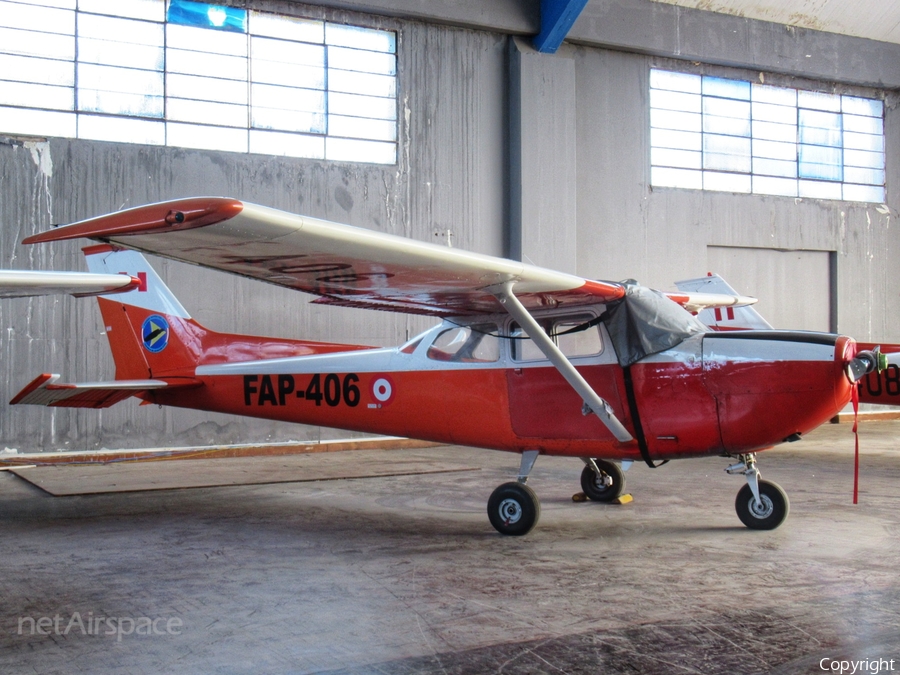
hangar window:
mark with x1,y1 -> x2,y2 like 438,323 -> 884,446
649,69 -> 884,203
0,0 -> 397,164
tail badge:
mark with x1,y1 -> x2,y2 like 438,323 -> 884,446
142,315 -> 169,353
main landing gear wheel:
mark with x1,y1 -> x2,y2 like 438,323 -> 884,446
487,482 -> 541,536
735,480 -> 790,530
580,459 -> 625,502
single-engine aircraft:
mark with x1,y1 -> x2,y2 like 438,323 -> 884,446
11,198 -> 881,535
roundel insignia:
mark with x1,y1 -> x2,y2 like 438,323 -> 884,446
141,314 -> 169,353
370,376 -> 394,406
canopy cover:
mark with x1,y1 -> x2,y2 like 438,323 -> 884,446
602,281 -> 708,367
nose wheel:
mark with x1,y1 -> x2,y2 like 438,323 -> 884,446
735,480 -> 789,530
727,454 -> 790,530
579,458 -> 626,502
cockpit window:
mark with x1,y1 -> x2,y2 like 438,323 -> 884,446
556,317 -> 603,357
399,337 -> 424,354
509,322 -> 550,361
602,282 -> 707,367
427,324 -> 500,363
511,315 -> 603,361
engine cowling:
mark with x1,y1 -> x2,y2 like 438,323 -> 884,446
701,331 -> 855,453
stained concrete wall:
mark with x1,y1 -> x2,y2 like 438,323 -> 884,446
509,38 -> 578,273
1,0 -> 899,451
572,46 -> 900,343
571,0 -> 900,89
0,8 -> 507,451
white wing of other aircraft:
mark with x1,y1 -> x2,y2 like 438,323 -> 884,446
0,270 -> 141,298
675,273 -> 772,330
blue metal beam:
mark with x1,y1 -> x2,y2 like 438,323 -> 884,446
533,0 -> 590,54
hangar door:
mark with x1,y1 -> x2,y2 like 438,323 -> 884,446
707,246 -> 834,332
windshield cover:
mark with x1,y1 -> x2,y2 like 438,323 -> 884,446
602,281 -> 708,367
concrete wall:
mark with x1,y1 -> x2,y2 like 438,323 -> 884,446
571,45 -> 900,342
509,38 -> 578,273
1,0 -> 898,451
0,6 -> 507,451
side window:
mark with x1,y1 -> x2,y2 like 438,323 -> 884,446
426,324 -> 499,363
510,315 -> 603,361
510,322 -> 550,361
556,318 -> 603,357
399,337 -> 424,354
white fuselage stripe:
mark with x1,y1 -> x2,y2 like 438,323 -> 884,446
194,335 -> 836,377
702,339 -> 835,363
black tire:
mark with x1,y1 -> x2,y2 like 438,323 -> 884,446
735,480 -> 790,530
487,482 -> 541,536
580,459 -> 625,502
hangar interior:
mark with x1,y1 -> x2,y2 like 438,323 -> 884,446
3,2 -> 900,674
1,0 -> 899,452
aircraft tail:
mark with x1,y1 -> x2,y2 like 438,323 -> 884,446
12,246 -> 372,409
675,273 -> 774,331
83,245 -> 373,382
84,244 -> 206,380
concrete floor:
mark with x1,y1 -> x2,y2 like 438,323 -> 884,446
2,421 -> 900,674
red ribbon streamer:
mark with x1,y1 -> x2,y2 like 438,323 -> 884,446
852,382 -> 860,505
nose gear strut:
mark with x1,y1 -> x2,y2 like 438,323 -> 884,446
726,453 -> 762,508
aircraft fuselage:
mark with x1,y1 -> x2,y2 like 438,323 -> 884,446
143,313 -> 855,463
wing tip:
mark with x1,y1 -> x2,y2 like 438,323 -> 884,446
10,373 -> 58,405
23,197 -> 244,245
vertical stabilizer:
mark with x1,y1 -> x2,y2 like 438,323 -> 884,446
84,245 -> 203,379
676,274 -> 774,331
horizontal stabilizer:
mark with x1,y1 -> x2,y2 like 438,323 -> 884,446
10,373 -> 200,409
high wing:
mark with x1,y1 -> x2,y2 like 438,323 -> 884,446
23,197 -> 754,316
0,270 -> 141,298
23,198 -> 622,316
10,373 -> 200,409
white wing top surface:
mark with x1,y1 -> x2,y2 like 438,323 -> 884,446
24,198 -> 625,316
23,197 -> 755,317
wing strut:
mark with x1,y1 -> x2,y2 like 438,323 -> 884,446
492,282 -> 634,443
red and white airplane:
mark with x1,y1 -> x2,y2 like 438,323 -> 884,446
10,197 -> 880,535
